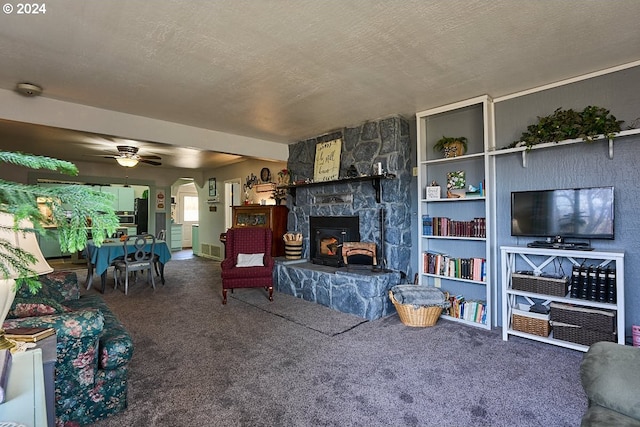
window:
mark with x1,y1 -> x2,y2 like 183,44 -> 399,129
182,196 -> 199,222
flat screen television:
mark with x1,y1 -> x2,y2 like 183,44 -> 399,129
511,186 -> 614,241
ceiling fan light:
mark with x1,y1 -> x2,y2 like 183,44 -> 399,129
116,157 -> 139,167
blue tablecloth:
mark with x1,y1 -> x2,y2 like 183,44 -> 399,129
87,239 -> 172,276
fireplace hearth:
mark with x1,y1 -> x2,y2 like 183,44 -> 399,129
310,216 -> 359,266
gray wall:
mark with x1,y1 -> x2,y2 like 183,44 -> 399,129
494,65 -> 640,338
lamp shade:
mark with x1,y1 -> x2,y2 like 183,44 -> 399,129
0,212 -> 53,278
116,157 -> 139,167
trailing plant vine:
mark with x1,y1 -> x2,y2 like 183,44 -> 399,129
506,106 -> 624,149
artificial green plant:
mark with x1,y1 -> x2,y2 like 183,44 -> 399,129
507,106 -> 624,149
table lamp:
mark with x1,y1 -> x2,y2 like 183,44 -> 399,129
0,212 -> 53,350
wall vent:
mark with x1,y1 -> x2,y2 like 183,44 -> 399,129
211,245 -> 222,258
200,243 -> 222,259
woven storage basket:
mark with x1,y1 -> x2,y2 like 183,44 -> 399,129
511,272 -> 569,297
512,308 -> 550,337
443,141 -> 466,158
284,241 -> 303,259
389,291 -> 442,327
550,303 -> 616,333
551,321 -> 616,346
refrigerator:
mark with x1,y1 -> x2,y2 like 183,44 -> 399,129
135,198 -> 149,234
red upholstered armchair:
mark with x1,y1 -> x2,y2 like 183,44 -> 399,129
220,227 -> 275,304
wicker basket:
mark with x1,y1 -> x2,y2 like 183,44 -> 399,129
511,272 -> 569,297
284,241 -> 303,259
443,141 -> 466,158
512,308 -> 550,337
389,291 -> 442,327
551,322 -> 616,346
550,303 -> 616,333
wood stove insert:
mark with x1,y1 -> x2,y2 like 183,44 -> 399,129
309,215 -> 359,266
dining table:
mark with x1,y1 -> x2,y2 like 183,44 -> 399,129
84,238 -> 172,292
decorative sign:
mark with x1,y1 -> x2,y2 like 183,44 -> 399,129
426,186 -> 441,200
156,189 -> 166,210
313,138 -> 342,182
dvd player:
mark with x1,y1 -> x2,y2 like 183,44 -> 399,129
527,241 -> 594,251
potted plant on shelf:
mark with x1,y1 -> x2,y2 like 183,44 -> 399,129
0,150 -> 119,348
433,136 -> 468,158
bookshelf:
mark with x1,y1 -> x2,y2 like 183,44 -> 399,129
416,95 -> 494,330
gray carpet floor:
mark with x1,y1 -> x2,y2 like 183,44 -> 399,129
74,256 -> 587,427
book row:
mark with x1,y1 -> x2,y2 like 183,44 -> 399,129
423,252 -> 486,282
570,265 -> 617,303
422,216 -> 486,238
445,294 -> 487,324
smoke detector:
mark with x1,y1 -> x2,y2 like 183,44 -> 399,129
16,82 -> 43,97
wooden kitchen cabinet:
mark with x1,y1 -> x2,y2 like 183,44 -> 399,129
232,205 -> 289,257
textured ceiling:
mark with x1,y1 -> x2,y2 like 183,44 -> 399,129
1,0 -> 639,168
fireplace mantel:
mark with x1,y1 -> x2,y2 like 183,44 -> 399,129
279,173 -> 395,204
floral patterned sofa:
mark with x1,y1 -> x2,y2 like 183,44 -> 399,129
4,271 -> 134,426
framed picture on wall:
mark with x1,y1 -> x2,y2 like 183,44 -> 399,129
209,178 -> 217,197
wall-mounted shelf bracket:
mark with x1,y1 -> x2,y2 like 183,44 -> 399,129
608,138 -> 614,159
371,177 -> 382,202
519,138 -> 615,168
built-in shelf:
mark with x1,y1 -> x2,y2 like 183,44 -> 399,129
280,173 -> 394,204
421,152 -> 485,165
487,128 -> 640,167
416,95 -> 493,330
420,197 -> 486,203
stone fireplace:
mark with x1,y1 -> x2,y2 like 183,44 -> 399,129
310,215 -> 359,266
274,116 -> 412,320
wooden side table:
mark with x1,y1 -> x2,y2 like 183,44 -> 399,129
0,349 -> 48,426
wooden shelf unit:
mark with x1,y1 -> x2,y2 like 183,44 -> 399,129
232,205 -> 289,257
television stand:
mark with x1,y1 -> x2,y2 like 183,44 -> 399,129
527,241 -> 593,251
501,245 -> 625,351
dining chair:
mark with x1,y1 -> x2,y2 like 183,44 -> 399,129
113,234 -> 156,295
153,229 -> 166,278
84,243 -> 96,290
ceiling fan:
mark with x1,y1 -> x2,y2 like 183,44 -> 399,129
104,145 -> 162,167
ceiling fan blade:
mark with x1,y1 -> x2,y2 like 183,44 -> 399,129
140,159 -> 162,166
140,155 -> 162,160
